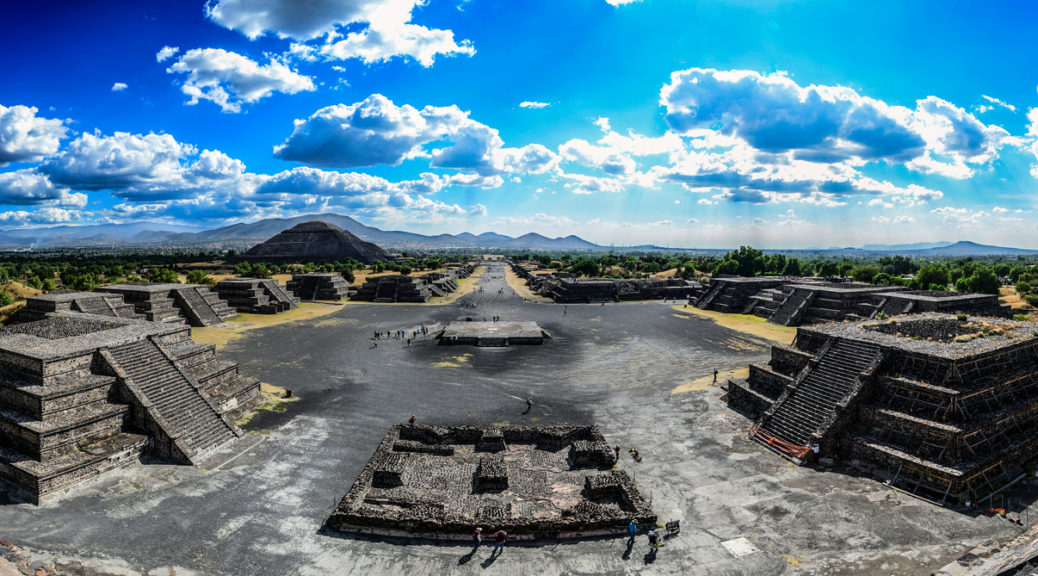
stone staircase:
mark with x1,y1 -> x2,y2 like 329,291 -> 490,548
70,295 -> 139,319
874,297 -> 912,318
759,339 -> 883,449
695,281 -> 723,309
769,288 -> 817,326
106,338 -> 238,463
172,287 -> 223,326
260,279 -> 300,310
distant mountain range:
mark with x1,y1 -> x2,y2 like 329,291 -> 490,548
0,213 -> 610,252
0,214 -> 1035,255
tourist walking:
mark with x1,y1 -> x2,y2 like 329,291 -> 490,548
492,529 -> 507,554
647,529 -> 658,551
614,445 -> 621,462
409,414 -> 416,426
472,527 -> 483,548
713,369 -> 718,383
627,519 -> 637,544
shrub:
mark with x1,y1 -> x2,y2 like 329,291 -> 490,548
956,312 -> 968,322
1016,281 -> 1032,295
148,267 -> 180,283
916,264 -> 950,291
0,291 -> 13,307
185,270 -> 214,285
851,265 -> 880,283
1014,314 -> 1030,322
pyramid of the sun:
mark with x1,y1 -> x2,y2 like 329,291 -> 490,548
238,221 -> 389,265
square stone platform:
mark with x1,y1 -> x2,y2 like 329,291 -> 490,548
438,321 -> 548,346
327,425 -> 655,540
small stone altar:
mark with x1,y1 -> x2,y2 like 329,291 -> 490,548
326,425 -> 655,539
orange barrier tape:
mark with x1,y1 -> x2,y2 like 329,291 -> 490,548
749,424 -> 811,459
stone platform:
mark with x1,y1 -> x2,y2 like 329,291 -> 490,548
214,278 -> 300,314
327,425 -> 655,539
97,283 -> 237,326
730,313 -> 1038,505
0,312 -> 259,503
438,321 -> 548,346
17,292 -> 141,322
286,273 -> 351,301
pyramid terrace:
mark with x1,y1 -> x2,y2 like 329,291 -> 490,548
729,313 -> 1038,505
0,312 -> 258,503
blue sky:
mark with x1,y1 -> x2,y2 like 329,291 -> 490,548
1,0 -> 1037,248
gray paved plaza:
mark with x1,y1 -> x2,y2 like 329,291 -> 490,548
1,264 -> 1034,575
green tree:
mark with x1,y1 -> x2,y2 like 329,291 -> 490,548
571,257 -> 601,277
149,267 -> 180,283
872,273 -> 894,286
0,291 -> 14,307
916,264 -> 949,290
781,258 -> 802,277
815,261 -> 839,277
234,261 -> 253,277
185,270 -> 214,285
1016,280 -> 1032,295
715,246 -> 765,277
965,269 -> 1001,295
851,265 -> 880,283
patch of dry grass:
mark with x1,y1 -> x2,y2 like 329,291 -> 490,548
235,382 -> 300,426
3,281 -> 41,299
671,367 -> 750,395
671,304 -> 796,345
190,301 -> 345,349
505,267 -> 552,302
1001,285 -> 1025,308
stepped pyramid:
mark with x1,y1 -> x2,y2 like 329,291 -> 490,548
0,312 -> 259,503
237,221 -> 389,265
729,313 -> 1038,506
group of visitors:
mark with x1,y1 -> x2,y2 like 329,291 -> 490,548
370,324 -> 432,349
472,527 -> 508,555
627,520 -> 661,553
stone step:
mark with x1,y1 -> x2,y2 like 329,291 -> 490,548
108,338 -> 236,462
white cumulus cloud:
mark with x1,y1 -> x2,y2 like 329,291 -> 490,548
156,45 -> 180,62
39,131 -> 249,201
0,169 -> 86,207
111,82 -> 128,92
0,104 -> 68,166
165,48 -> 315,113
206,0 -> 474,67
274,94 -> 558,177
0,207 -> 79,225
519,101 -> 550,109
660,68 -> 1010,178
